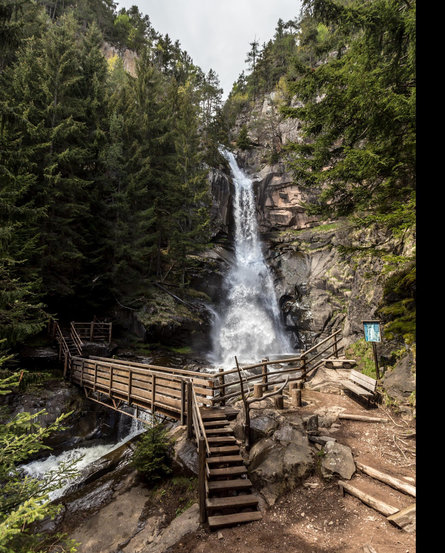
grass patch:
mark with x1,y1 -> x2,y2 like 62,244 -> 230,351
345,338 -> 377,378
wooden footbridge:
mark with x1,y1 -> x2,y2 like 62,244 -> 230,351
49,319 -> 344,529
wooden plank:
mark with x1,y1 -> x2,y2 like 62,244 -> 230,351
205,427 -> 233,435
338,480 -> 399,517
341,380 -> 372,396
387,503 -> 416,533
207,478 -> 253,492
208,465 -> 247,477
356,462 -> 416,497
209,445 -> 240,455
206,495 -> 259,510
206,455 -> 243,464
207,511 -> 262,529
338,414 -> 387,423
350,370 -> 377,389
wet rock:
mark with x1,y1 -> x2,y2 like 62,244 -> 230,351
170,426 -> 198,476
383,351 -> 415,403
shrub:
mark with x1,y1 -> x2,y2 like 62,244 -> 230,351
132,424 -> 173,482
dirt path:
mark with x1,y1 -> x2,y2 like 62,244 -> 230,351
172,389 -> 416,553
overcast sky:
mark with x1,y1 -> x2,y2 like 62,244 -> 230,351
115,1 -> 302,99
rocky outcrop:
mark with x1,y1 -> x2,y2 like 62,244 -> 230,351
6,378 -> 122,454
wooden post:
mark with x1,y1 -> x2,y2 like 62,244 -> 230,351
253,383 -> 263,399
187,382 -> 193,439
262,358 -> 269,392
109,366 -> 113,395
63,353 -> 68,378
274,385 -> 284,409
372,342 -> 380,380
333,335 -> 339,358
198,438 -> 207,524
301,355 -> 307,383
127,370 -> 132,403
108,323 -> 112,344
180,380 -> 186,425
90,321 -> 94,341
291,387 -> 302,407
152,374 -> 156,414
94,362 -> 98,392
80,359 -> 84,386
235,356 -> 251,449
218,368 -> 226,406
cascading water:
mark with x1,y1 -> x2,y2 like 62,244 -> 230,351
210,149 -> 292,368
21,409 -> 149,501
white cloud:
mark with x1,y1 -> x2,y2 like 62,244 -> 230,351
115,1 -> 302,98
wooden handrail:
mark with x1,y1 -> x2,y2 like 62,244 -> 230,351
212,329 -> 343,405
70,322 -> 84,355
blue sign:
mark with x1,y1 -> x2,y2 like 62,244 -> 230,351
363,321 -> 381,343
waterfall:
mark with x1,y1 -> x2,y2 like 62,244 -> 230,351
210,149 -> 292,369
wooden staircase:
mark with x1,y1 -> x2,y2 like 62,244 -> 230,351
201,408 -> 262,529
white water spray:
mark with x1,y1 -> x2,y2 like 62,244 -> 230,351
210,150 -> 292,368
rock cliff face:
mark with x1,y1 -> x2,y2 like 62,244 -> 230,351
208,92 -> 414,356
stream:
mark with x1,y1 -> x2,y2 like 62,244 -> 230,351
21,411 -> 148,501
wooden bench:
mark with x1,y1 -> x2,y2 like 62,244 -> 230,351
324,358 -> 356,369
341,369 -> 377,406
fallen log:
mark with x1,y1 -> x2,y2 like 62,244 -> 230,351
338,414 -> 387,423
338,480 -> 399,517
356,462 -> 416,497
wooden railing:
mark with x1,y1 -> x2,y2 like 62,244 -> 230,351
69,356 -> 214,419
71,321 -> 112,344
70,322 -> 84,356
212,329 -> 343,406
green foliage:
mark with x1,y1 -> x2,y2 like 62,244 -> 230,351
1,3 -> 219,342
0,360 -> 78,553
284,0 -> 415,235
345,338 -> 377,378
236,125 -> 252,151
378,261 -> 416,344
132,424 -> 173,482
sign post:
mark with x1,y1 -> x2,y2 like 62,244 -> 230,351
362,320 -> 381,379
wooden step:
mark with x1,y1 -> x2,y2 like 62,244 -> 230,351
206,455 -> 244,464
200,411 -> 228,421
207,478 -> 253,492
205,427 -> 233,435
206,494 -> 259,511
203,420 -> 230,427
209,445 -> 240,455
207,436 -> 237,444
208,465 -> 247,478
200,407 -> 239,420
208,510 -> 262,529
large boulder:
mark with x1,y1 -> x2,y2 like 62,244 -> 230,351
247,414 -> 314,506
